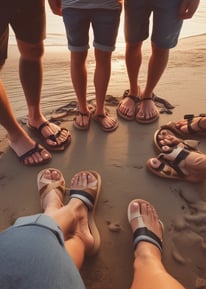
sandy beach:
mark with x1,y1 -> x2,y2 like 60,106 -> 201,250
0,34 -> 206,289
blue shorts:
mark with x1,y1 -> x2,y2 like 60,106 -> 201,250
62,8 -> 121,52
0,0 -> 46,62
0,214 -> 85,289
124,0 -> 183,49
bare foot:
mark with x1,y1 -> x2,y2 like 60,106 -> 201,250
118,96 -> 138,119
157,129 -> 183,148
128,199 -> 163,256
136,98 -> 159,123
37,168 -> 66,212
8,128 -> 51,166
74,110 -> 90,129
93,112 -> 118,132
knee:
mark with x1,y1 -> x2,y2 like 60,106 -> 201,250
151,42 -> 169,56
20,43 -> 44,61
126,42 -> 142,56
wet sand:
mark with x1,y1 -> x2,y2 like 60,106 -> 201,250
0,34 -> 206,289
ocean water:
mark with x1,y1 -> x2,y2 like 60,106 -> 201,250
5,0 -> 206,119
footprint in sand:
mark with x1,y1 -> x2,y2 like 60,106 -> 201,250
106,221 -> 122,233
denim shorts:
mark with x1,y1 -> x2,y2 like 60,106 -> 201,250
0,0 -> 46,62
124,0 -> 183,49
0,214 -> 85,289
62,8 -> 121,52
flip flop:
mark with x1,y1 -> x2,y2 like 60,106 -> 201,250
73,111 -> 91,131
27,121 -> 71,151
69,170 -> 102,255
127,199 -> 163,252
92,113 -> 119,132
37,168 -> 66,209
136,98 -> 159,124
18,143 -> 52,166
153,126 -> 201,154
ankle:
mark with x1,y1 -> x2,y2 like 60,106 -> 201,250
134,243 -> 161,262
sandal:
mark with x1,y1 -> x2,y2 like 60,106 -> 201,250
128,199 -> 163,252
69,170 -> 102,255
27,121 -> 71,151
153,126 -> 201,154
146,146 -> 204,183
167,114 -> 206,137
18,143 -> 52,166
37,168 -> 66,209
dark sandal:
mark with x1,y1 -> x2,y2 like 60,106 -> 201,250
183,114 -> 206,136
18,143 -> 51,166
27,121 -> 71,151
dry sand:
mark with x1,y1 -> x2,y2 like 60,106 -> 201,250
0,34 -> 206,289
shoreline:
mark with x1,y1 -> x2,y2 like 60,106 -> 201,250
0,33 -> 206,289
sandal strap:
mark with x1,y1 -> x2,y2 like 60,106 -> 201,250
159,146 -> 190,176
184,114 -> 206,134
38,121 -> 61,142
19,143 -> 42,161
140,97 -> 153,101
123,94 -> 139,103
70,189 -> 95,210
133,227 -> 163,252
39,181 -> 65,198
77,111 -> 90,117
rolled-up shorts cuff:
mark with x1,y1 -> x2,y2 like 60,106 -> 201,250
13,214 -> 64,245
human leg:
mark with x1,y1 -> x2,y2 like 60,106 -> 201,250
12,1 -> 70,150
70,50 -> 92,129
135,0 -> 182,124
0,8 -> 51,165
128,199 -> 185,289
62,8 -> 91,130
0,79 -> 51,165
117,42 -> 142,120
38,168 -> 101,269
91,8 -> 120,131
0,214 -> 86,289
136,43 -> 169,123
92,48 -> 118,131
